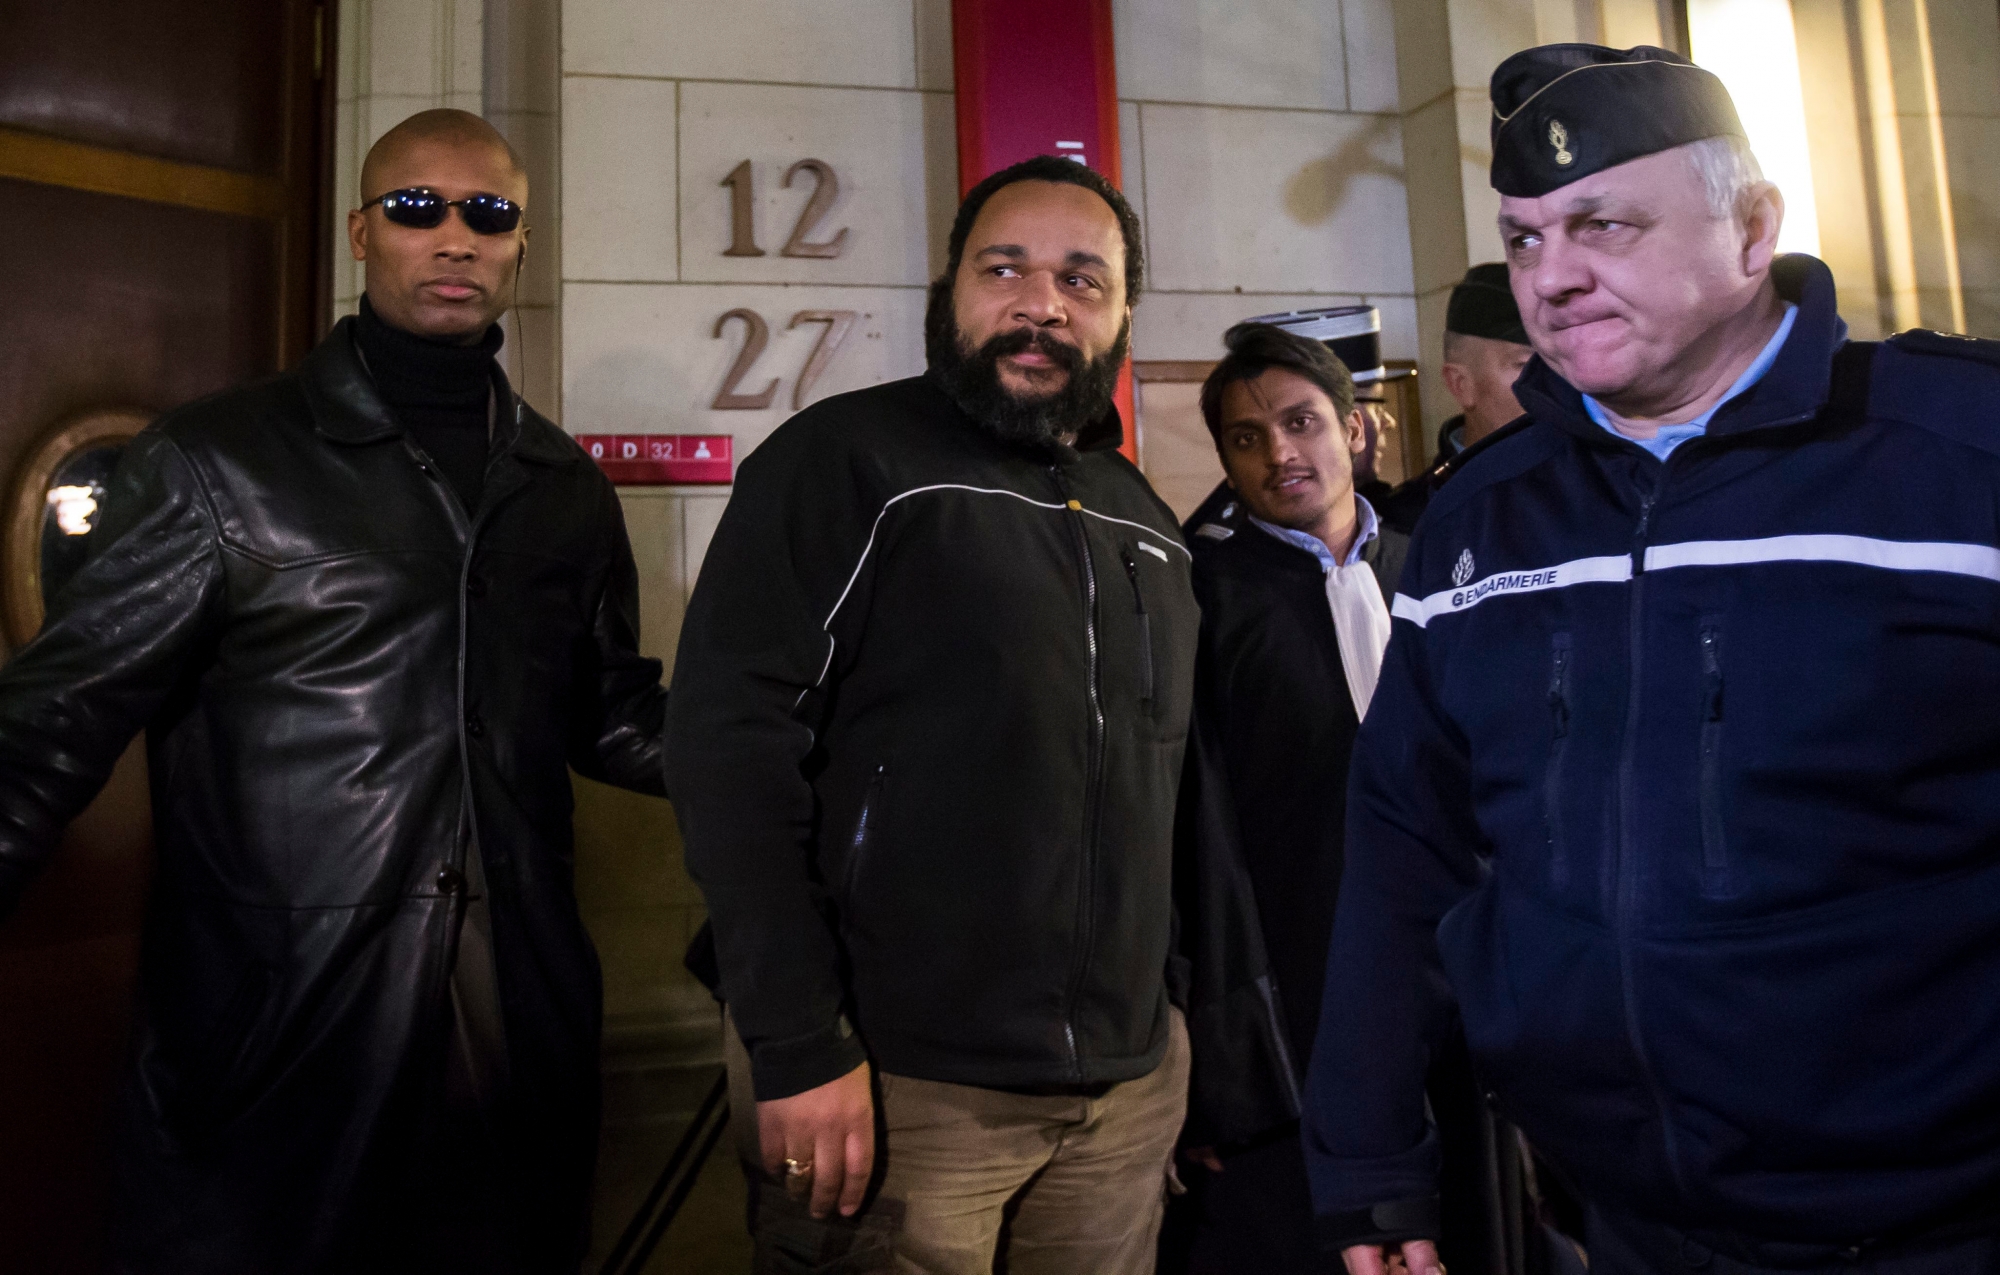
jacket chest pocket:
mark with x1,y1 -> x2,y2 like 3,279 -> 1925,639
1120,548 -> 1155,710
1697,617 -> 1731,898
1545,632 -> 1572,887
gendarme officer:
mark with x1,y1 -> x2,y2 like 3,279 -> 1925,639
1376,264 -> 1536,533
1307,43 -> 2000,1275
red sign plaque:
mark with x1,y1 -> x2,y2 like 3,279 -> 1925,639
576,434 -> 734,485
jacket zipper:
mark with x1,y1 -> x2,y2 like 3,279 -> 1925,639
1545,633 -> 1572,887
402,435 -> 480,994
1121,548 -> 1155,708
1698,620 -> 1728,897
846,763 -> 886,899
411,395 -> 521,1003
1051,467 -> 1104,1082
1616,476 -> 1688,1196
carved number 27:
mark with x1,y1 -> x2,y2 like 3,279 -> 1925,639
712,309 -> 859,411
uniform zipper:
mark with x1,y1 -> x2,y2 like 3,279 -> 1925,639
1051,467 -> 1104,1083
1697,621 -> 1728,896
1545,633 -> 1572,887
1616,478 -> 1688,1194
1121,548 -> 1155,708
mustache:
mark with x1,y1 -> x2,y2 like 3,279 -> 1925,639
976,326 -> 1085,373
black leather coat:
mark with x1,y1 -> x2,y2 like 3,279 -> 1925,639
0,319 -> 666,1273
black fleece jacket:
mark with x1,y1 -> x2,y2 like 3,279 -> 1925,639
664,375 -> 1199,1100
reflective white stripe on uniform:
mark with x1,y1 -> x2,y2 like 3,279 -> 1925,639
1392,554 -> 1632,627
1392,535 -> 2000,629
1642,535 -> 2000,582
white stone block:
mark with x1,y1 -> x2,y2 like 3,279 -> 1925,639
1344,0 -> 1401,113
1942,115 -> 2000,290
1370,292 -> 1419,362
613,489 -> 689,662
915,0 -> 954,91
502,303 -> 563,420
1133,379 -> 1223,523
562,76 -> 679,283
1131,289 -> 1418,363
366,0 -> 444,97
1113,0 -> 1347,111
1455,89 -> 1504,268
488,109 -> 559,305
1138,104 -> 1415,295
562,282 -> 929,456
678,82 -> 949,288
563,0 -> 918,88
1120,100 -> 1147,232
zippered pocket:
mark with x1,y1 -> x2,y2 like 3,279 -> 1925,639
1121,548 -> 1155,708
1545,633 -> 1572,887
1698,619 -> 1730,896
845,763 -> 887,902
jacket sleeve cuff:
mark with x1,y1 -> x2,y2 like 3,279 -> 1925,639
1315,1195 -> 1442,1253
747,1015 -> 870,1101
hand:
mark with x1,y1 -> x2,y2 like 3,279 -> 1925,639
1343,1240 -> 1444,1275
1182,1145 -> 1225,1173
757,1060 -> 875,1219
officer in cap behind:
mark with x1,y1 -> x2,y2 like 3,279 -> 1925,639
1307,42 -> 2000,1275
1376,264 -> 1537,532
1436,263 -> 1534,461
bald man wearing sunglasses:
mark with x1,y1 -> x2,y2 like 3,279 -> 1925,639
0,109 -> 667,1274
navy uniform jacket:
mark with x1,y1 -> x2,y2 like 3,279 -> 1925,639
1304,254 -> 2000,1243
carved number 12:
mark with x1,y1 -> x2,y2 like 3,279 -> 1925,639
721,159 -> 849,259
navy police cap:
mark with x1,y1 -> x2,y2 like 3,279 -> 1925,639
1446,263 -> 1529,345
1489,44 -> 1745,197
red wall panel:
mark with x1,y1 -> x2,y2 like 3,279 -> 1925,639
951,0 -> 1137,461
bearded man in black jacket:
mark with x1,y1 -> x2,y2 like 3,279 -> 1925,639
0,109 -> 666,1274
665,156 -> 1199,1275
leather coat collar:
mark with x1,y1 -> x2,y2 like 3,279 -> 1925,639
302,316 -> 573,467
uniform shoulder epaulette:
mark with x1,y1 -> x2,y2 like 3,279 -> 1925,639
1193,522 -> 1234,541
1887,329 -> 2000,370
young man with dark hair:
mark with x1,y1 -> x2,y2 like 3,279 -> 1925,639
665,155 -> 1198,1274
0,109 -> 667,1274
1164,322 -> 1404,1274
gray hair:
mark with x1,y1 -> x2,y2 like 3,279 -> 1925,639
1684,134 -> 1767,221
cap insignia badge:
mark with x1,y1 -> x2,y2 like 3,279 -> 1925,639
1453,548 -> 1475,587
1549,120 -> 1574,167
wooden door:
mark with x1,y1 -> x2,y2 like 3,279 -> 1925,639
0,4 -> 330,1268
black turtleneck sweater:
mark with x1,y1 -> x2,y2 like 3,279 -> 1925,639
354,296 -> 503,515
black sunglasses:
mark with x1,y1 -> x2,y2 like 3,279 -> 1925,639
362,188 -> 524,235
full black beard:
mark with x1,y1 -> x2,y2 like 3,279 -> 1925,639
925,277 -> 1130,449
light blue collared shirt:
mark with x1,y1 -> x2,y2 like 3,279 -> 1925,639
1250,494 -> 1380,573
1583,303 -> 1798,461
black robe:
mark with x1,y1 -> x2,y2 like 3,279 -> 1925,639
1165,492 -> 1564,1275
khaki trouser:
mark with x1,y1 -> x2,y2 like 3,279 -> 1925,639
724,1008 -> 1190,1275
